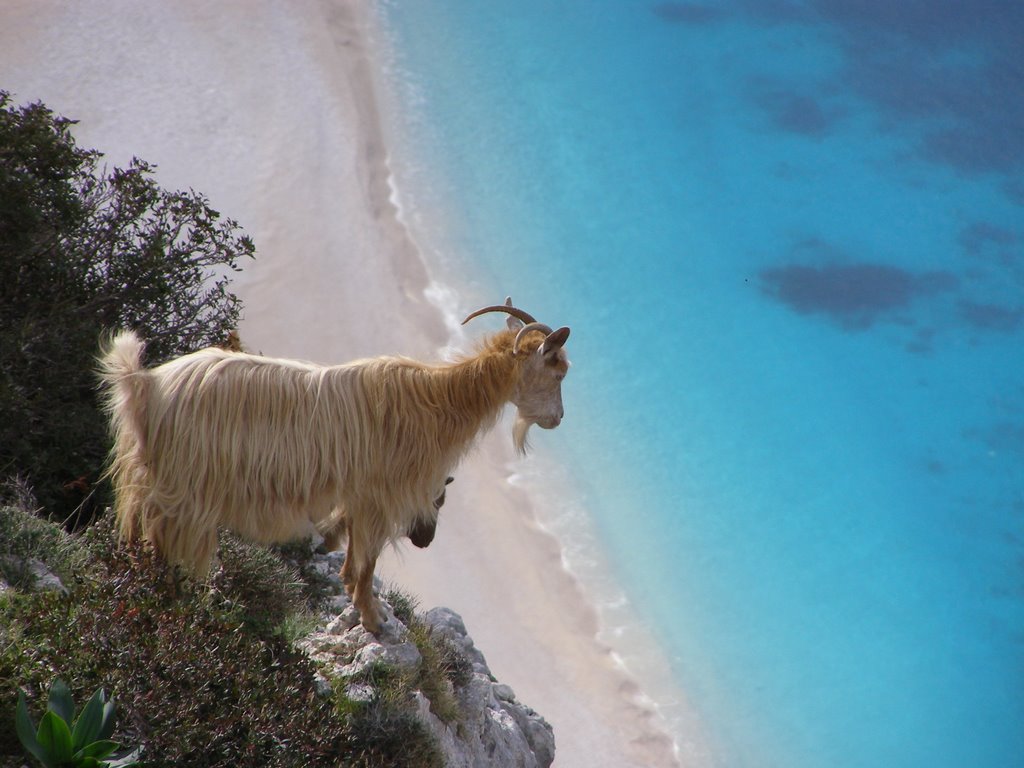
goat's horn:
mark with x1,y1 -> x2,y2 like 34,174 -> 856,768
513,322 -> 554,354
462,304 -> 538,326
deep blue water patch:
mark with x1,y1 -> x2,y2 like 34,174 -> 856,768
651,2 -> 726,25
821,1 -> 1024,175
759,235 -> 959,330
959,301 -> 1024,334
748,77 -> 843,137
653,0 -> 1024,175
732,0 -> 1024,176
964,422 -> 1024,459
959,222 -> 1018,260
1005,179 -> 1024,207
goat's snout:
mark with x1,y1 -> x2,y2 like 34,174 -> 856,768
541,408 -> 563,429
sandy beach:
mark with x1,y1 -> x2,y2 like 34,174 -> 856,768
1,1 -> 681,765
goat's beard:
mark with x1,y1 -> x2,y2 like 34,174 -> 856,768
512,415 -> 533,456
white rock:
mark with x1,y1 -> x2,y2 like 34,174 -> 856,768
298,552 -> 555,767
344,682 -> 376,703
387,641 -> 422,671
0,557 -> 67,595
313,673 -> 333,697
324,606 -> 360,635
338,641 -> 388,678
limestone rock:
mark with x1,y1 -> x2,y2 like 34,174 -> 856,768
0,556 -> 67,595
296,547 -> 555,767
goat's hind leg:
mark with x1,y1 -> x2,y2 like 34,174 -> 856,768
319,507 -> 347,553
339,517 -> 356,597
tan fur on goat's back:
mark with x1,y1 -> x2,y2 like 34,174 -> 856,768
98,329 -> 525,576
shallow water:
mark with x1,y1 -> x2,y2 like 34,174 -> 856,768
373,2 -> 1024,766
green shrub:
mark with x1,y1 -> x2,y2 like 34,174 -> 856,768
0,91 -> 254,523
209,534 -> 310,635
0,514 -> 456,767
382,586 -> 418,627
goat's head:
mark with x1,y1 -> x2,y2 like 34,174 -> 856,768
463,297 -> 570,453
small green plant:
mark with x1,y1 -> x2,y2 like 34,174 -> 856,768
15,679 -> 140,767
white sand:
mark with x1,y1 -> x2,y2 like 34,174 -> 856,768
1,2 -> 684,765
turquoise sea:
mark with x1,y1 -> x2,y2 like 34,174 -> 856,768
373,2 -> 1023,766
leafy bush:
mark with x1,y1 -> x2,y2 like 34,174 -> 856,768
209,535 -> 310,636
0,509 -> 450,767
0,525 -> 344,767
0,91 -> 254,523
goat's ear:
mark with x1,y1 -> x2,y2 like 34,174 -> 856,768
504,296 -> 524,331
541,326 -> 570,357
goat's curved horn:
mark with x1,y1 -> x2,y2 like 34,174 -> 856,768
513,322 -> 555,354
462,304 -> 538,326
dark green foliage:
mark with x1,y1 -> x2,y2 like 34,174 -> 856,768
333,695 -> 445,768
209,535 -> 309,636
0,91 -> 254,523
328,660 -> 445,768
382,586 -> 418,627
432,632 -> 475,693
0,507 -> 448,768
270,538 -> 338,612
1,525 -> 348,766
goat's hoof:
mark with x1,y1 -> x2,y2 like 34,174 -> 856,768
357,601 -> 388,635
360,614 -> 384,635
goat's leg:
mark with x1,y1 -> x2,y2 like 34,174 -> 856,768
342,505 -> 387,633
352,547 -> 385,634
339,517 -> 356,597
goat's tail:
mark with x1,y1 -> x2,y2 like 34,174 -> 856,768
98,330 -> 152,543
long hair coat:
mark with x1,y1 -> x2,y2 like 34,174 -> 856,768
99,329 -> 530,577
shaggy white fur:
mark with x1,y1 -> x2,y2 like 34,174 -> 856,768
99,304 -> 569,632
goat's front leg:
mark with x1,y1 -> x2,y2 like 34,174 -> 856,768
352,548 -> 385,634
340,514 -> 386,633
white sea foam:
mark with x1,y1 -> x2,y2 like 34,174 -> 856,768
423,279 -> 468,355
507,445 -> 713,765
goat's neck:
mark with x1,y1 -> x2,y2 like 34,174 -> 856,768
440,334 -> 520,432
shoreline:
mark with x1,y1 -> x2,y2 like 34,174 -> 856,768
0,1 -> 687,765
359,4 -> 689,765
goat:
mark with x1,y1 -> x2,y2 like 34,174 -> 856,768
99,299 -> 570,632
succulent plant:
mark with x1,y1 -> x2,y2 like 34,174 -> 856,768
15,679 -> 141,768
